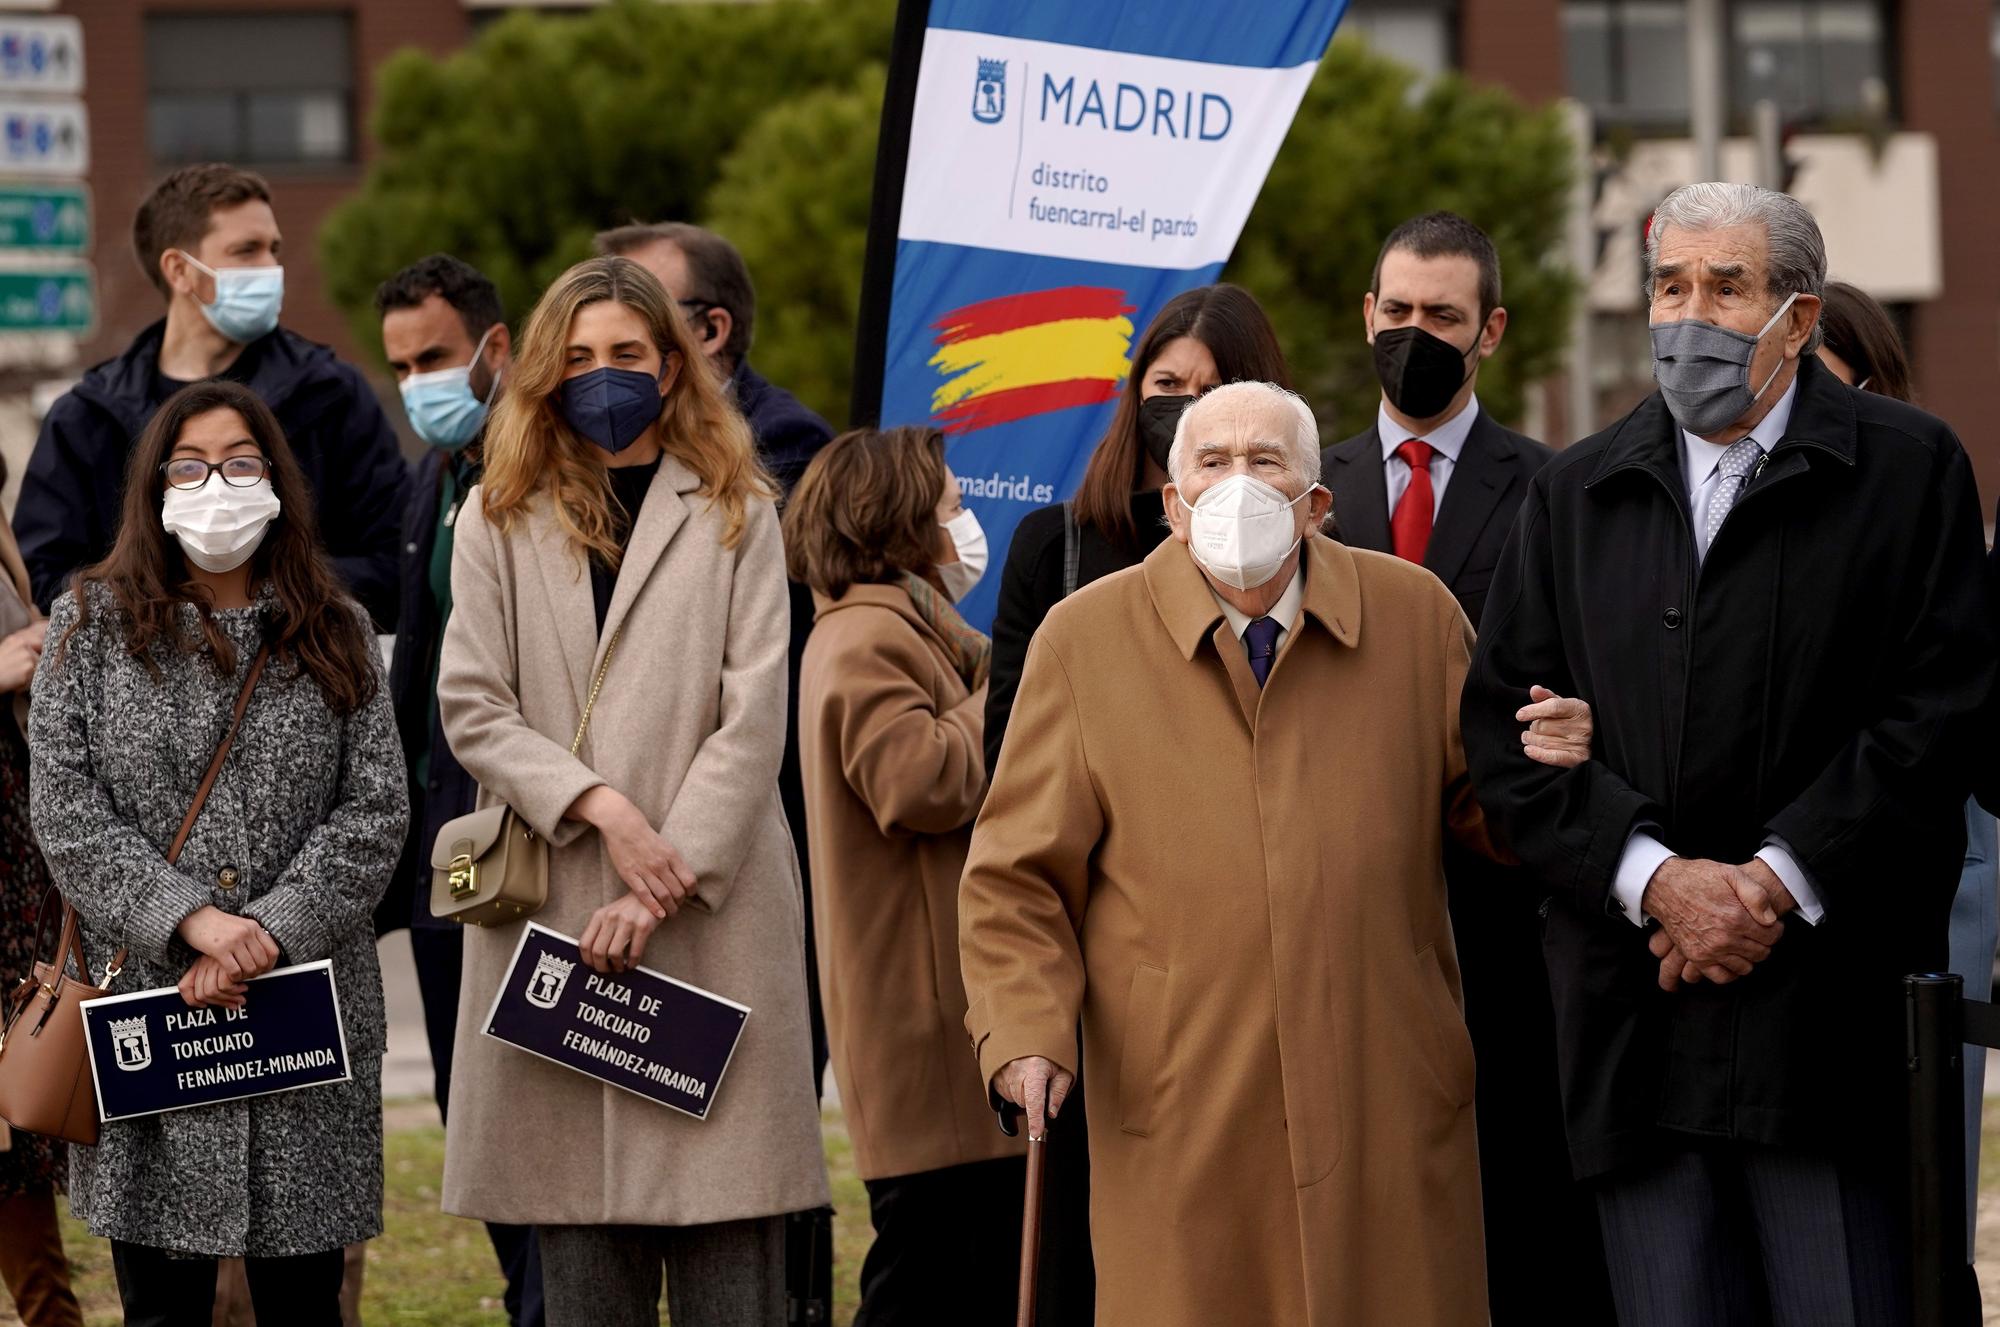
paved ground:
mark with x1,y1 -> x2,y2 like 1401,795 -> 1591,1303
378,929 -> 437,1108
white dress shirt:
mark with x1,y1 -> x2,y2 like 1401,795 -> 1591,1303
1608,375 -> 1823,927
1209,564 -> 1305,659
1380,395 -> 1480,519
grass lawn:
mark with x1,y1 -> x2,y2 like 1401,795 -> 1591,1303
18,1102 -> 875,1326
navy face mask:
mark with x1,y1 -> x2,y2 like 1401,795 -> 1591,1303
558,366 -> 665,454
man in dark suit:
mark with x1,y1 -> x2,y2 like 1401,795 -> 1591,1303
376,254 -> 543,1327
1463,181 -> 1994,1326
1322,212 -> 1610,1323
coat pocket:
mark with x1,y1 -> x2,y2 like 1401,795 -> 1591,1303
1116,963 -> 1169,1138
1413,944 -> 1477,1109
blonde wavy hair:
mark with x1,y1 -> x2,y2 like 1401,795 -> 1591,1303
480,255 -> 771,562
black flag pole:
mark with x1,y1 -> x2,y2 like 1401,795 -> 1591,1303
849,0 -> 933,430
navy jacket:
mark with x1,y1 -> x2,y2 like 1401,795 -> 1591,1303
383,446 -> 481,933
731,360 -> 833,495
14,320 -> 407,628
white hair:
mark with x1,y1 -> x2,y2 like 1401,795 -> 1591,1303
1167,381 -> 1322,490
1645,181 -> 1827,351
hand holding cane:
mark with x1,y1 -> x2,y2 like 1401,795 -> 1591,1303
998,1102 -> 1049,1327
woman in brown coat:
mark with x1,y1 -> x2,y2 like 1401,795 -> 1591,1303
438,257 -> 828,1326
0,461 -> 82,1327
785,427 -> 1024,1325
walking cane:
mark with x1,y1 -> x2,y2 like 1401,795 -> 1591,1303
998,1102 -> 1049,1327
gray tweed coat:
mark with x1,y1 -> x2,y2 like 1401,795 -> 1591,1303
27,583 -> 407,1257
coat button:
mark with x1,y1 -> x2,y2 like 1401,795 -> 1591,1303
1661,607 -> 1683,629
217,867 -> 239,891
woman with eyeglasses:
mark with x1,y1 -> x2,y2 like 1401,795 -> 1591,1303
436,256 -> 827,1325
26,379 -> 406,1326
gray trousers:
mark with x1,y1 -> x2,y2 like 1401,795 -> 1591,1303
536,1217 -> 786,1327
1594,1144 -> 1908,1327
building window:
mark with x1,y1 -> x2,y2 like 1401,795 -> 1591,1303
147,14 -> 355,167
1340,0 -> 1457,80
1732,1 -> 1888,124
1563,2 -> 1693,126
1564,0 -> 1890,131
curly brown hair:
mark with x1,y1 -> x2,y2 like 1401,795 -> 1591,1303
783,426 -> 948,599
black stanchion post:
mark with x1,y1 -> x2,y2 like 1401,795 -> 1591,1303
1907,973 -> 1966,1327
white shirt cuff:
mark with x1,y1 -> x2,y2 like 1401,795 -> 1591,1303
1757,839 -> 1824,924
1611,831 -> 1674,927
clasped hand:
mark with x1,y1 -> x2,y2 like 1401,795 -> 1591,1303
176,906 -> 280,1008
1642,857 -> 1796,992
572,786 -> 697,921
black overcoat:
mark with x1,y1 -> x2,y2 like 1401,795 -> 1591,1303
1462,356 -> 1996,1179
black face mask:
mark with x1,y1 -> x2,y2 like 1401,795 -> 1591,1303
1138,394 -> 1196,471
1371,324 -> 1477,420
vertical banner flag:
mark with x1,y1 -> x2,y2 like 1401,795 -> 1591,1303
853,0 -> 1347,630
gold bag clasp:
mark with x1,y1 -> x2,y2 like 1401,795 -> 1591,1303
447,844 -> 478,901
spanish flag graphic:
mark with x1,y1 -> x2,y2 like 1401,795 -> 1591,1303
928,285 -> 1137,434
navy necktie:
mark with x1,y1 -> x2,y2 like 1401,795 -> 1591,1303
1245,616 -> 1281,687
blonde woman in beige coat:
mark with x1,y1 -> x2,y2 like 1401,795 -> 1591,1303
785,427 -> 1025,1326
437,257 -> 828,1327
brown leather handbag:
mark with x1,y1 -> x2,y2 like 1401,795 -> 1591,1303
0,643 -> 268,1145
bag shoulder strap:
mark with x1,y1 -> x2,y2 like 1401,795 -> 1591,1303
1060,500 -> 1081,601
167,642 -> 271,866
570,627 -> 620,758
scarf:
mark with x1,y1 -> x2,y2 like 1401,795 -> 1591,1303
901,572 -> 991,692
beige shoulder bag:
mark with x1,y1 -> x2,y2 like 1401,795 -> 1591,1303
431,628 -> 620,928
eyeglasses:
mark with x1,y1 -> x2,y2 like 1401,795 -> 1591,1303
159,456 -> 270,491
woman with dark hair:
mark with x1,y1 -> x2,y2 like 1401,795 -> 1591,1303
1816,280 -> 1913,402
786,424 -> 1023,1325
0,455 -> 82,1327
986,283 -> 1291,772
978,282 -> 1289,1324
1818,279 -> 1996,1252
26,379 -> 406,1326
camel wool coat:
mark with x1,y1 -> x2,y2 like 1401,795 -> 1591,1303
798,583 -> 1024,1181
436,457 -> 829,1226
959,534 -> 1491,1327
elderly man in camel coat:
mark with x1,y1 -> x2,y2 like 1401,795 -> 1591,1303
958,381 -> 1591,1326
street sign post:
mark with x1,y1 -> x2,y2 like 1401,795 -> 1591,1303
0,266 -> 94,335
0,181 -> 85,252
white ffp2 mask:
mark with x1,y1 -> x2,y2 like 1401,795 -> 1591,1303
938,508 -> 988,603
1178,473 -> 1314,591
162,476 -> 281,573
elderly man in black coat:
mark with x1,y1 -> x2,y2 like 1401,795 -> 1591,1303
1463,181 -> 1996,1326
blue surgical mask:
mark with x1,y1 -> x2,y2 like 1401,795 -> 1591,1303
400,326 -> 500,451
557,365 -> 665,454
178,251 -> 283,344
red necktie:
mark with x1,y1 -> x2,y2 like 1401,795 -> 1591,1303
1391,438 -> 1435,564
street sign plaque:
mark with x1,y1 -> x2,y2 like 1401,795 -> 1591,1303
0,16 -> 81,96
0,97 -> 86,175
0,265 -> 94,334
0,181 -> 85,252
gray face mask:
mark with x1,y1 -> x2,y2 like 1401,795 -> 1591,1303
1649,291 -> 1799,437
